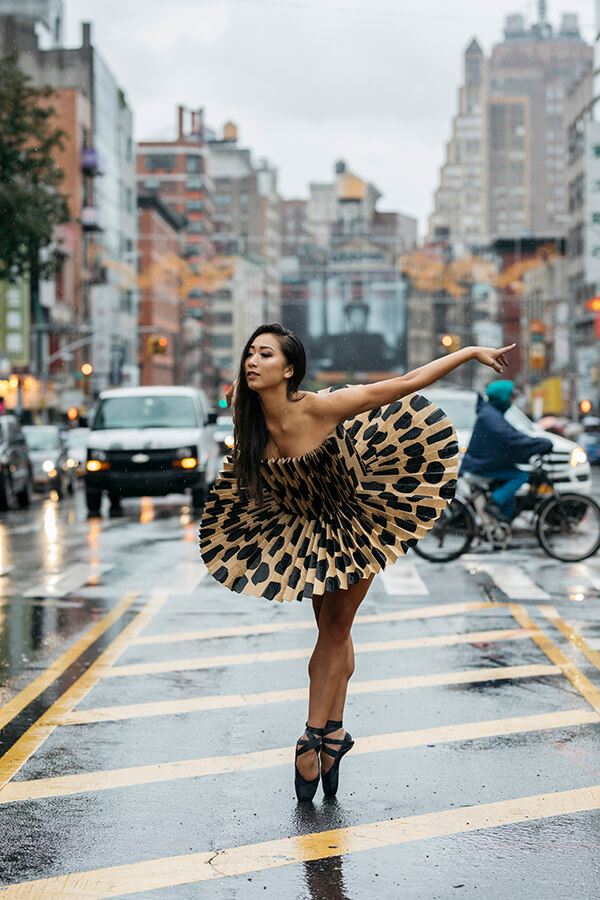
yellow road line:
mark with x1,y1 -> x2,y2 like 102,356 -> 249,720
57,664 -> 559,725
1,708 -> 595,805
0,591 -> 139,731
0,592 -> 169,791
509,604 -> 600,716
3,783 -> 600,896
538,605 -> 600,673
133,600 -> 505,645
108,628 -> 534,678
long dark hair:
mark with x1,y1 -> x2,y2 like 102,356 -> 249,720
233,323 -> 306,503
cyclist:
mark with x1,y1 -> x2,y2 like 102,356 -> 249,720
459,380 -> 553,522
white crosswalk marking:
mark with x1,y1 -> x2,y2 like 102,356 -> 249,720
156,560 -> 207,593
381,559 -> 429,596
462,559 -> 551,600
24,563 -> 113,599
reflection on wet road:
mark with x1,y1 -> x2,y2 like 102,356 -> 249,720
3,488 -> 600,895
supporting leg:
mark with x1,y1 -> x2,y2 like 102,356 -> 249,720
296,576 -> 372,783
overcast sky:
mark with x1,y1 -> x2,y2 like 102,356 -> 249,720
65,0 -> 595,234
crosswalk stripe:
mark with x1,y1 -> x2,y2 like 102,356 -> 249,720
464,561 -> 551,600
0,592 -> 139,733
106,628 -> 535,678
3,782 -> 600,895
24,562 -> 113,599
538,605 -> 600,674
381,560 -> 429,595
56,664 -> 559,725
1,708 -> 594,805
0,592 -> 169,791
155,561 -> 207,593
133,600 -> 505,645
509,604 -> 600,716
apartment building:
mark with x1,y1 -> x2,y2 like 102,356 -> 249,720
429,10 -> 592,247
0,13 -> 137,403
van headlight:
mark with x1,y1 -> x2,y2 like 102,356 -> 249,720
88,449 -> 107,461
570,446 -> 588,467
175,447 -> 193,458
42,459 -> 55,473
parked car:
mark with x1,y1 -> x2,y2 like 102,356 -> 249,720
22,425 -> 75,499
214,415 -> 234,453
421,388 -> 592,495
0,414 -> 32,510
85,386 -> 219,516
580,416 -> 600,465
64,427 -> 90,478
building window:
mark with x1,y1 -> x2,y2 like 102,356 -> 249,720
239,192 -> 249,206
186,155 -> 201,174
212,334 -> 233,348
145,154 -> 176,172
214,193 -> 231,207
187,220 -> 204,234
215,312 -> 232,325
144,177 -> 160,190
187,176 -> 203,190
187,200 -> 204,212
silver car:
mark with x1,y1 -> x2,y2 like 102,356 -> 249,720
22,425 -> 75,499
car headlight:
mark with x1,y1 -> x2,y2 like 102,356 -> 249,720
175,447 -> 193,458
224,434 -> 234,449
88,449 -> 107,461
570,446 -> 588,467
42,459 -> 55,473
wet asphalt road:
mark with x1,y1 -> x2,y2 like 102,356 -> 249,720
2,483 -> 600,896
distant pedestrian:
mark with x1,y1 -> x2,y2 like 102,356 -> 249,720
200,324 -> 514,802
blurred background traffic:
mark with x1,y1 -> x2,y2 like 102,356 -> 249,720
1,1 -> 600,516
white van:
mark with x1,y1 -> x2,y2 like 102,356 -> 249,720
85,386 -> 219,515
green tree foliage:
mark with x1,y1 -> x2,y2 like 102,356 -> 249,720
0,55 -> 69,282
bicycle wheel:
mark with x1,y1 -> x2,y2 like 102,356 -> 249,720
535,493 -> 600,562
413,497 -> 476,562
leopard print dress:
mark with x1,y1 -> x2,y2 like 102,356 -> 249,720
200,393 -> 458,603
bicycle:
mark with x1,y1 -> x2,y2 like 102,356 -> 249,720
413,456 -> 600,563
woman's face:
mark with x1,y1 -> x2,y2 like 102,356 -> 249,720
244,333 -> 292,391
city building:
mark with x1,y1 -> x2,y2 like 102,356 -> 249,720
566,61 -> 600,412
137,195 -> 184,386
280,162 -> 416,380
0,13 -> 137,408
137,106 -> 217,391
429,8 -> 592,247
208,123 -> 281,323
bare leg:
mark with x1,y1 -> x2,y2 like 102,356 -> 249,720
296,576 -> 373,781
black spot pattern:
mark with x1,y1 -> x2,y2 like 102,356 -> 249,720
199,392 -> 458,603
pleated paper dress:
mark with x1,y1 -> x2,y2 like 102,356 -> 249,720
199,392 -> 458,603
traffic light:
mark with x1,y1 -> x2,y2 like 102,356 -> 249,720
80,363 -> 93,376
441,334 -> 461,353
147,336 -> 169,355
218,383 -> 232,409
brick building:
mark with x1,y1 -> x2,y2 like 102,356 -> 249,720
137,195 -> 184,386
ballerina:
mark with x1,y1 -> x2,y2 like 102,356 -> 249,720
200,323 -> 514,801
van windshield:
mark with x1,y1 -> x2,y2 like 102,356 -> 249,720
92,396 -> 198,430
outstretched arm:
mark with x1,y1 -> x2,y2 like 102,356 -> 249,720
314,344 -> 516,422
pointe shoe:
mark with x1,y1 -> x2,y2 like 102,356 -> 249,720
321,719 -> 354,797
295,724 -> 324,802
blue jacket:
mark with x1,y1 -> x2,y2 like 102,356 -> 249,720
460,395 -> 553,475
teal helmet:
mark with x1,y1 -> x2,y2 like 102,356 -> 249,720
486,380 -> 514,413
